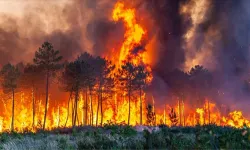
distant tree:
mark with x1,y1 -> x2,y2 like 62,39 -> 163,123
166,69 -> 189,126
33,41 -> 62,130
117,62 -> 137,125
189,65 -> 213,123
134,65 -> 150,125
146,104 -> 156,126
0,63 -> 21,131
169,108 -> 178,126
19,64 -> 44,128
189,65 -> 212,98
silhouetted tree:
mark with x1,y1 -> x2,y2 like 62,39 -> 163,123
19,64 -> 44,128
33,41 -> 62,130
78,53 -> 96,125
118,62 -> 137,125
0,63 -> 21,131
80,61 -> 93,125
189,65 -> 213,123
61,61 -> 82,127
94,57 -> 115,126
134,65 -> 150,125
166,69 -> 189,126
169,108 -> 178,126
146,104 -> 156,126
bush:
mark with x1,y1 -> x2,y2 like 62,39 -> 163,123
0,133 -> 9,143
170,134 -> 195,150
57,137 -> 74,150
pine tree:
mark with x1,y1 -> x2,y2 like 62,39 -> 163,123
169,108 -> 178,126
0,63 -> 21,131
117,62 -> 137,125
134,65 -> 150,125
33,42 -> 62,130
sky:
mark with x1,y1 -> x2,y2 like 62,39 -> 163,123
0,0 -> 68,16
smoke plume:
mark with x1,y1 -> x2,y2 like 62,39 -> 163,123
1,0 -> 250,115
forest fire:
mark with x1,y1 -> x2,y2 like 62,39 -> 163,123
0,1 -> 250,133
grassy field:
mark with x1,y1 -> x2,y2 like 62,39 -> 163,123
0,124 -> 250,150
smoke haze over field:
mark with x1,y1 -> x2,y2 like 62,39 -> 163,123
1,0 -> 250,115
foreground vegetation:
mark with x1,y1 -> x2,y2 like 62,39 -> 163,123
0,124 -> 250,150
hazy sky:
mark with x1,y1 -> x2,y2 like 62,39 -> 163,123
0,0 -> 68,16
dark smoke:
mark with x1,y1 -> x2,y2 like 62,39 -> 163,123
142,0 -> 250,114
1,0 -> 250,115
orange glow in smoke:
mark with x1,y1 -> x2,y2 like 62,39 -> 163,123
0,1 -> 249,133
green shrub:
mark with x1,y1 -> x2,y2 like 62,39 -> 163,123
77,134 -> 118,150
57,137 -> 73,150
0,133 -> 9,143
170,134 -> 195,150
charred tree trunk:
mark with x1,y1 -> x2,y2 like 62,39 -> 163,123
85,89 -> 88,125
57,106 -> 60,128
11,89 -> 15,132
178,98 -> 182,126
140,87 -> 142,125
96,93 -> 100,126
43,71 -> 49,130
100,89 -> 103,126
32,85 -> 36,129
65,90 -> 72,127
89,89 -> 93,126
182,95 -> 185,126
208,100 -> 210,124
73,89 -> 79,127
128,89 -> 131,125
72,94 -> 75,126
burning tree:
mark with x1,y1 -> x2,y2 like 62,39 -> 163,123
146,104 -> 156,126
94,57 -> 115,126
169,108 -> 178,126
33,42 -> 62,130
19,64 -> 44,128
61,61 -> 82,127
166,69 -> 190,126
134,65 -> 150,125
117,62 -> 138,125
0,63 -> 21,131
78,53 -> 96,126
189,65 -> 213,124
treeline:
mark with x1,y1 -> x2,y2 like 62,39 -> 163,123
0,42 -> 150,131
163,66 -> 215,126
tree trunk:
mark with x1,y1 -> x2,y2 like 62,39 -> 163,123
182,95 -> 185,126
73,89 -> 79,127
96,94 -> 100,126
89,89 -> 93,126
65,90 -> 72,127
11,89 -> 15,132
43,72 -> 49,130
140,87 -> 142,125
72,93 -> 75,126
100,89 -> 103,126
178,98 -> 182,126
57,106 -> 60,128
32,86 -> 35,129
85,89 -> 88,125
128,89 -> 131,125
208,100 -> 210,124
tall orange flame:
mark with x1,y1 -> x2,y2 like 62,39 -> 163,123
112,2 -> 146,66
